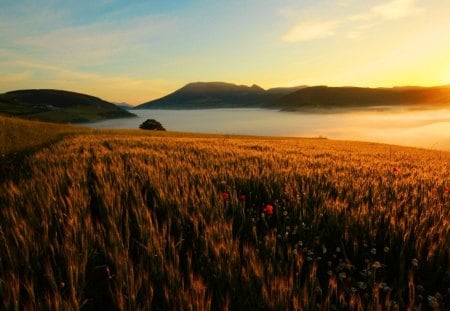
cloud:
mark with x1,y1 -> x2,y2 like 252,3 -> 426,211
348,13 -> 374,22
346,22 -> 379,39
282,20 -> 340,42
348,0 -> 424,23
372,0 -> 424,20
344,0 -> 424,39
0,72 -> 32,83
347,0 -> 425,22
346,31 -> 361,39
337,0 -> 354,6
0,56 -> 174,104
17,15 -> 174,65
281,1 -> 423,43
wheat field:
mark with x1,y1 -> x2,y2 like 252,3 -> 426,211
0,120 -> 449,310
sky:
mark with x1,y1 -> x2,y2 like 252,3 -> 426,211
1,0 -> 450,105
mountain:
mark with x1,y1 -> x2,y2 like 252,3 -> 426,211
6,84 -> 448,120
274,86 -> 450,110
115,102 -> 134,110
134,82 -> 269,109
266,85 -> 308,96
136,82 -> 450,111
0,89 -> 136,123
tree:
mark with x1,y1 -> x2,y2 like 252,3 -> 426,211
139,119 -> 166,131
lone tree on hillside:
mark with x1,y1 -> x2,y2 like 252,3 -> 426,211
139,119 -> 166,131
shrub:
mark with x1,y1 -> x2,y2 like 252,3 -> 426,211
139,119 -> 166,131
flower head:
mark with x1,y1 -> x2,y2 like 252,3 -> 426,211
239,194 -> 246,201
222,192 -> 230,200
263,204 -> 274,215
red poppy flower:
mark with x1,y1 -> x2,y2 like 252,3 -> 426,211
445,186 -> 449,194
263,204 -> 274,215
239,194 -> 246,201
393,167 -> 399,173
222,192 -> 230,200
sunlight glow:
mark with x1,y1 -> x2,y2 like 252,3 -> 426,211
0,1 -> 449,103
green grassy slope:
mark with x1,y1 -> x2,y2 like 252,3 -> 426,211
0,89 -> 136,123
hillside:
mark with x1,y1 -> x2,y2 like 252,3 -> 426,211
274,85 -> 450,110
135,82 -> 450,110
0,115 -> 90,157
115,102 -> 134,110
134,82 -> 271,109
265,85 -> 308,96
0,119 -> 449,309
0,89 -> 136,123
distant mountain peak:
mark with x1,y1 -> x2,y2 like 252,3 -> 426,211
250,84 -> 265,91
135,81 -> 269,109
180,81 -> 264,93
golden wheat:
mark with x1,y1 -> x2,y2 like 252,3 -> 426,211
0,130 -> 449,310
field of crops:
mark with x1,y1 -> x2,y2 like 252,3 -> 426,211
0,115 -> 90,156
0,129 -> 449,310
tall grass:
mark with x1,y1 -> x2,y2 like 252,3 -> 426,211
0,115 -> 90,155
0,132 -> 449,310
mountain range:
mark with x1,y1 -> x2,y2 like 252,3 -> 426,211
2,83 -> 450,124
134,82 -> 306,109
275,85 -> 450,111
134,82 -> 450,111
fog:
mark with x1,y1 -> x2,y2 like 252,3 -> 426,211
86,108 -> 450,151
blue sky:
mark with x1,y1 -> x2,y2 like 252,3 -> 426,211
1,0 -> 450,104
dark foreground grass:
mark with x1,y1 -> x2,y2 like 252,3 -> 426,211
0,118 -> 449,310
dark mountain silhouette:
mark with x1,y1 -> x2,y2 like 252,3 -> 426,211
266,85 -> 308,96
3,84 -> 449,120
274,86 -> 450,110
115,102 -> 134,110
134,82 -> 270,109
135,82 -> 450,110
0,89 -> 135,123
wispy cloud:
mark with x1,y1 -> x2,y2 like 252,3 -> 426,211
345,0 -> 424,39
346,22 -> 379,39
0,72 -> 32,83
282,20 -> 340,42
348,0 -> 424,22
18,15 -> 174,65
348,12 -> 374,22
282,0 -> 425,43
372,0 -> 424,20
337,0 -> 355,6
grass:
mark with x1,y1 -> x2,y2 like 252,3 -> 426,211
0,116 -> 449,310
0,89 -> 135,123
0,115 -> 90,155
24,107 -> 130,123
